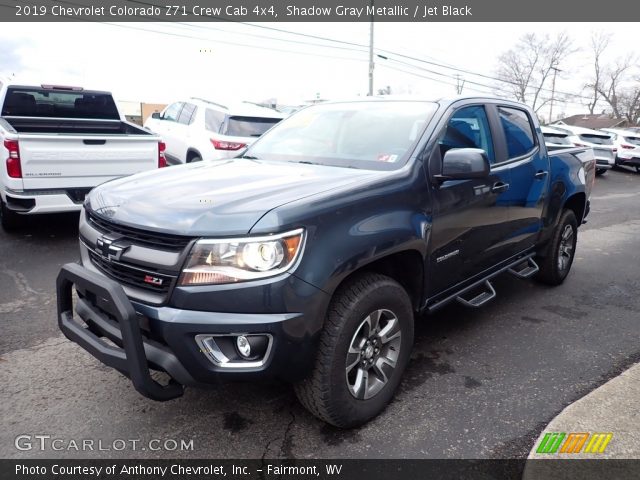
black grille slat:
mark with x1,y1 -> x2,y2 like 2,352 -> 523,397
87,210 -> 192,252
88,251 -> 174,294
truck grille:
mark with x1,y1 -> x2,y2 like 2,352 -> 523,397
88,250 -> 175,295
87,210 -> 193,252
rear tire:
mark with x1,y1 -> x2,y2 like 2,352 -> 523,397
595,168 -> 606,176
0,200 -> 23,232
187,155 -> 202,163
535,209 -> 578,286
294,273 -> 414,428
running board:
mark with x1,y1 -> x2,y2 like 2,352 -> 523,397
456,280 -> 496,308
508,257 -> 539,279
425,251 -> 537,313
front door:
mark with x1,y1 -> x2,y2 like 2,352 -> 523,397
427,104 -> 512,296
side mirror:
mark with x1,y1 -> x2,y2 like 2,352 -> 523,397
436,148 -> 490,182
151,112 -> 161,119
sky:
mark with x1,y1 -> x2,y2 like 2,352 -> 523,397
1,22 -> 638,120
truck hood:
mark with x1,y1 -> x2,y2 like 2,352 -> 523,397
88,159 -> 381,236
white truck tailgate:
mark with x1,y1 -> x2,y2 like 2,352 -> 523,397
18,135 -> 158,189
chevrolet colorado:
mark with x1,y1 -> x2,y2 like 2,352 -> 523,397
57,97 -> 595,427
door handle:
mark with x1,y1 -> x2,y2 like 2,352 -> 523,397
535,170 -> 548,179
491,182 -> 510,193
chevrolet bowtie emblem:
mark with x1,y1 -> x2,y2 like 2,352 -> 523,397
96,236 -> 129,262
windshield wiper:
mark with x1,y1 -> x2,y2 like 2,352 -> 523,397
240,155 -> 260,159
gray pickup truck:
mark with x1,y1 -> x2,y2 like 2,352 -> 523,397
57,96 -> 596,427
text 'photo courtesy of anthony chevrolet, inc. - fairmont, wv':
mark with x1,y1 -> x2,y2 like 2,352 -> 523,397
1,0 -> 640,479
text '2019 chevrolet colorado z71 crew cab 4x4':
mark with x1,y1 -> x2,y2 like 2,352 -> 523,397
57,97 -> 595,427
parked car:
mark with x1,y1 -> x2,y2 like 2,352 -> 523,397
0,82 -> 166,231
551,124 -> 616,175
600,128 -> 640,172
58,97 -> 595,427
541,125 -> 574,151
143,98 -> 284,164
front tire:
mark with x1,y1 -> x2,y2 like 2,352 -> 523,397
535,209 -> 578,286
596,168 -> 606,176
295,273 -> 414,428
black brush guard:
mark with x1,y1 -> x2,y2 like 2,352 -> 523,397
56,262 -> 186,401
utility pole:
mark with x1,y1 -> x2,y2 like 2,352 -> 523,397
549,66 -> 561,124
455,74 -> 465,95
368,1 -> 374,96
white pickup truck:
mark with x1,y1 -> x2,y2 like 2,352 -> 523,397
0,83 -> 166,231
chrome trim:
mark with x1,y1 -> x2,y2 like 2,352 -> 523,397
181,228 -> 307,284
195,228 -> 305,245
80,238 -> 178,279
195,333 -> 273,369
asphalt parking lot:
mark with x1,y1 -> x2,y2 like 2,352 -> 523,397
1,167 -> 639,460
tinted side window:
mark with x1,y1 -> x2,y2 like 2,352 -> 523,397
163,102 -> 183,122
439,105 -> 495,163
205,108 -> 226,132
499,107 -> 536,159
178,103 -> 197,125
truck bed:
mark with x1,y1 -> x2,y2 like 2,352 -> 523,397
1,117 -> 150,135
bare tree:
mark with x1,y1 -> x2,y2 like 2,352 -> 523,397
616,76 -> 640,124
495,32 -> 575,113
596,58 -> 633,119
584,31 -> 612,114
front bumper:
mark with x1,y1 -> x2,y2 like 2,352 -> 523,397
57,263 -> 326,401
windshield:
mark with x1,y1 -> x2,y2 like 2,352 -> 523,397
245,101 -> 438,170
1,87 -> 119,119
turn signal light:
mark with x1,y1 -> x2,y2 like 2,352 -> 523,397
4,139 -> 21,178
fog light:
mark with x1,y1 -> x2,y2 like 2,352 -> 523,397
236,335 -> 251,358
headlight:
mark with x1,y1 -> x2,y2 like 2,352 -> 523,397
179,228 -> 305,285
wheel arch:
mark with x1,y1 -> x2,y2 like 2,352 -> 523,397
186,148 -> 202,163
326,249 -> 424,313
563,192 -> 587,225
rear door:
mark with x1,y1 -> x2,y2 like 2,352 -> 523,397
427,104 -> 512,295
490,105 -> 549,255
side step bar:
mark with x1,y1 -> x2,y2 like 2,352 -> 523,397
426,252 -> 537,313
508,257 -> 539,279
456,280 -> 496,308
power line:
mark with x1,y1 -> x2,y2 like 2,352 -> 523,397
233,22 -> 600,104
168,22 -> 369,54
98,22 -> 369,63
